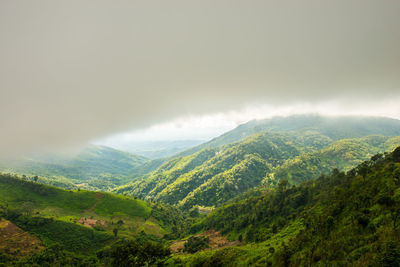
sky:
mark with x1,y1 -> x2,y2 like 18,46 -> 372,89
1,0 -> 400,156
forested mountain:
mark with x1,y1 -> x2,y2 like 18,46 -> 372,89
0,145 -> 149,191
116,132 -> 308,207
173,146 -> 400,266
179,115 -> 400,157
117,131 -> 400,210
267,135 -> 400,186
2,129 -> 400,266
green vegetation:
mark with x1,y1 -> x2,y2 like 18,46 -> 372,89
2,115 -> 400,266
183,236 -> 209,253
118,132 -> 400,211
0,145 -> 149,191
117,132 -> 305,209
268,135 -> 400,186
172,146 -> 400,266
178,114 -> 400,157
106,240 -> 171,266
0,173 -> 185,265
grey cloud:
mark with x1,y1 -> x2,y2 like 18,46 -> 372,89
1,0 -> 400,156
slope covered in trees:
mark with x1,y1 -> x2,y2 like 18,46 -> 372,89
0,145 -> 149,191
0,173 -> 189,265
267,135 -> 400,186
173,146 -> 400,266
116,131 -> 335,208
118,132 -> 400,210
178,115 -> 400,157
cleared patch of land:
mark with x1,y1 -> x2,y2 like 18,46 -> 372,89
170,229 -> 240,253
0,218 -> 44,257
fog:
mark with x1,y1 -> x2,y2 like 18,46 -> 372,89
1,0 -> 399,156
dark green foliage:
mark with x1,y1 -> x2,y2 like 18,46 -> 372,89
149,203 -> 190,239
110,240 -> 170,267
375,241 -> 400,267
184,146 -> 400,266
3,244 -> 100,267
119,129 -> 400,210
3,212 -> 112,254
270,135 -> 399,186
183,236 -> 209,253
119,132 -> 303,209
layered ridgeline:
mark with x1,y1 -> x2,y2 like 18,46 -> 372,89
0,145 -> 152,191
119,140 -> 205,159
178,115 -> 400,157
116,132 -> 309,207
116,128 -> 400,210
174,146 -> 400,266
0,173 -> 185,265
267,135 -> 400,186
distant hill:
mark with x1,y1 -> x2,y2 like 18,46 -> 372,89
178,115 -> 400,156
0,145 -> 149,191
117,131 -> 400,210
116,140 -> 205,159
116,131 -> 331,208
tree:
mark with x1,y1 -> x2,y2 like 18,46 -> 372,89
33,176 -> 39,182
184,236 -> 209,253
21,201 -> 34,216
110,241 -> 170,266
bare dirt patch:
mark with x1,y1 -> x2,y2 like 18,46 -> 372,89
0,218 -> 44,257
78,217 -> 106,228
170,229 -> 241,253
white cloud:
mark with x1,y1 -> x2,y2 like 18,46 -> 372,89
95,98 -> 400,149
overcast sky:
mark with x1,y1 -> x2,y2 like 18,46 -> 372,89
1,0 -> 400,156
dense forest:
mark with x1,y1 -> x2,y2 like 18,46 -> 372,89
2,145 -> 399,266
173,146 -> 400,266
2,115 -> 400,266
117,133 -> 400,210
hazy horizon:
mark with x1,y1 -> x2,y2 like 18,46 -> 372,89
1,0 -> 400,157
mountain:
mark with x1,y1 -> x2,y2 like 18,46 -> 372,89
0,173 -> 184,264
116,131 -> 333,208
179,115 -> 400,156
117,128 -> 400,210
267,135 -> 400,186
172,146 -> 400,266
116,140 -> 205,159
0,145 -> 149,191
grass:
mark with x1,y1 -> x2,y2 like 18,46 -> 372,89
0,174 -> 165,255
94,193 -> 151,218
173,219 -> 305,266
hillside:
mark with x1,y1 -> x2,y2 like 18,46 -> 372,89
0,145 -> 149,191
172,146 -> 400,266
117,131 -> 400,210
0,173 -> 188,257
116,131 -> 333,209
267,135 -> 400,186
179,115 -> 400,157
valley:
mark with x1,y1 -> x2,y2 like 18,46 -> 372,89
1,115 -> 400,266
